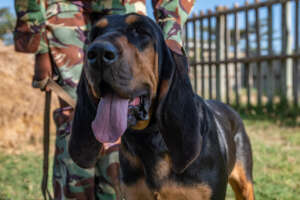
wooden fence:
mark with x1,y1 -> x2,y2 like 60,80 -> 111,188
184,0 -> 300,108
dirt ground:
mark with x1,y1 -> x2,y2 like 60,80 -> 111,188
0,42 -> 58,154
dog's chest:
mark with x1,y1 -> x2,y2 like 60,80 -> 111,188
122,178 -> 212,200
120,147 -> 212,200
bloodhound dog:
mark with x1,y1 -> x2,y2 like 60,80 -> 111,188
69,13 -> 255,200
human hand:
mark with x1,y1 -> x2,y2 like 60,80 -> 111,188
32,53 -> 52,91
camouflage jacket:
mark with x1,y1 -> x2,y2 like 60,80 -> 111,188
14,0 -> 195,54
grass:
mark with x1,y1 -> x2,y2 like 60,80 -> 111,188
226,119 -> 300,200
0,117 -> 300,199
0,152 -> 53,200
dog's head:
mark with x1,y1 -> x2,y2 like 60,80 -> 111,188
69,13 -> 201,173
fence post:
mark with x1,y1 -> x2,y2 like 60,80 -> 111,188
234,3 -> 240,107
200,11 -> 205,98
294,0 -> 299,107
208,10 -> 213,99
285,1 -> 293,101
281,1 -> 293,103
245,0 -> 251,107
192,13 -> 198,93
215,6 -> 225,101
224,7 -> 230,104
267,4 -> 274,109
255,0 -> 262,108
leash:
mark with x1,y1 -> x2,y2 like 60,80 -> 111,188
33,77 -> 76,108
41,90 -> 53,200
35,77 -> 76,200
46,79 -> 76,108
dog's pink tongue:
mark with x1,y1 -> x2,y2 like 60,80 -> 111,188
92,93 -> 129,145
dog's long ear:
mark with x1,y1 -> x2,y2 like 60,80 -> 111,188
69,73 -> 102,168
156,44 -> 202,174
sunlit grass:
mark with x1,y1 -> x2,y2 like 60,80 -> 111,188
0,119 -> 299,200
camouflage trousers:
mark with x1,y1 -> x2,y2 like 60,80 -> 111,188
53,107 -> 120,200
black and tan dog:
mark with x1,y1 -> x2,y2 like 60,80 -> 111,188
69,13 -> 255,200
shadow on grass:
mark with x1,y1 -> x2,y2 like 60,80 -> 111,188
232,102 -> 300,127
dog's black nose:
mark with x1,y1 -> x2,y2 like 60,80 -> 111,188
87,42 -> 118,65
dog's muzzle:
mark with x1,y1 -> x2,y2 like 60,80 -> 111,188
87,41 -> 119,66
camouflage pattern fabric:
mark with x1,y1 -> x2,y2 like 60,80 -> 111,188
153,0 -> 195,54
14,0 -> 195,199
53,107 -> 121,199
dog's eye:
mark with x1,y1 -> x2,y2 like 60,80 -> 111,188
129,26 -> 149,37
130,28 -> 139,37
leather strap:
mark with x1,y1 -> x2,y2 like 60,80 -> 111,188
41,91 -> 53,200
33,77 -> 76,108
46,79 -> 76,108
40,80 -> 75,200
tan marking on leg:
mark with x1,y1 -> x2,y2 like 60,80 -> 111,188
229,162 -> 255,200
120,144 -> 142,169
125,14 -> 140,25
96,18 -> 108,28
155,154 -> 171,181
122,179 -> 154,200
156,182 -> 212,200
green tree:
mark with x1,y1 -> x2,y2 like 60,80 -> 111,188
0,7 -> 15,44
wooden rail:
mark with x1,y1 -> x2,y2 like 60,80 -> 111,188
184,0 -> 300,107
187,0 -> 296,21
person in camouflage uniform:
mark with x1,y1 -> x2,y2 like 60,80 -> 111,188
14,0 -> 195,199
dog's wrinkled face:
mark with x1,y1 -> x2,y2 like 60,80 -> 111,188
70,14 -> 201,172
85,14 -> 160,145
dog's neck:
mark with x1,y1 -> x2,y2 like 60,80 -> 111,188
123,124 -> 167,154
121,127 -> 169,189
